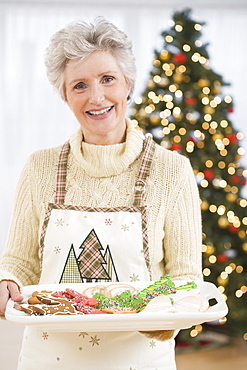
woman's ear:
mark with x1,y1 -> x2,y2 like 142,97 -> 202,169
62,85 -> 68,103
125,79 -> 132,101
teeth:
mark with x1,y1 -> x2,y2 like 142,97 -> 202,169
88,107 -> 111,116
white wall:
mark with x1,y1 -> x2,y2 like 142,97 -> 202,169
0,0 -> 247,255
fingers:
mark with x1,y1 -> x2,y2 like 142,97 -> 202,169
0,280 -> 23,316
7,281 -> 23,302
139,330 -> 175,342
0,281 -> 9,315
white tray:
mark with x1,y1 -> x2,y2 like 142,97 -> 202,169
5,281 -> 228,332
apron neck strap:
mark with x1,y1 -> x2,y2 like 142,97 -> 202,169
132,134 -> 155,207
55,134 -> 156,206
55,140 -> 70,204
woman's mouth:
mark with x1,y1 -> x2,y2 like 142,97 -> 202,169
87,106 -> 113,116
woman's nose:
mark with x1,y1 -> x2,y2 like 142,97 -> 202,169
89,84 -> 104,105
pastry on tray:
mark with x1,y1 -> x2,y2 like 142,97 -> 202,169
14,275 -> 209,316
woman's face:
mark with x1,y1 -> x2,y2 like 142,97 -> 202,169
64,51 -> 131,145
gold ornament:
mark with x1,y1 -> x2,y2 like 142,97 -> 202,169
160,50 -> 170,60
147,80 -> 155,89
212,87 -> 221,94
201,200 -> 209,211
197,79 -> 210,88
212,133 -> 224,141
173,73 -> 183,83
150,115 -> 160,124
226,193 -> 237,202
218,216 -> 229,228
203,106 -> 215,114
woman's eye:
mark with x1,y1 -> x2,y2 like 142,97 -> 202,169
103,76 -> 114,84
74,82 -> 86,90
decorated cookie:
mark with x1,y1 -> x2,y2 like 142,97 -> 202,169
139,295 -> 175,314
173,292 -> 209,312
27,290 -> 53,304
82,285 -> 108,298
104,283 -> 139,298
27,296 -> 42,305
36,294 -> 63,305
18,297 -> 78,316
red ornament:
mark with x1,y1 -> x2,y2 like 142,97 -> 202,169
185,97 -> 197,105
241,178 -> 247,186
203,169 -> 215,181
171,143 -> 182,152
217,254 -> 228,263
226,134 -> 238,144
228,225 -> 240,233
227,107 -> 234,113
172,53 -> 187,64
229,175 -> 240,184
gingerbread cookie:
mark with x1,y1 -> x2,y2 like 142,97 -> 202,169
27,290 -> 53,304
27,296 -> 42,305
19,297 -> 78,316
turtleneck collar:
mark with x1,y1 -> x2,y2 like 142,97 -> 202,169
69,119 -> 145,178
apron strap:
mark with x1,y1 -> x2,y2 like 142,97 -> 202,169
55,134 -> 156,206
133,134 -> 156,207
55,140 -> 70,204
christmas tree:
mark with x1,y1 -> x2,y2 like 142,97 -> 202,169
60,244 -> 84,283
130,9 -> 247,341
78,229 -> 111,282
104,245 -> 119,282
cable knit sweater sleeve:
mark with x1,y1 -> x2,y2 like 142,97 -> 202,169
162,153 -> 203,281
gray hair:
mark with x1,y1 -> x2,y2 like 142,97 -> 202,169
45,17 -> 136,101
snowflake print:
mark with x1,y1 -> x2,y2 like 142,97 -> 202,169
121,224 -> 129,232
54,246 -> 61,254
150,340 -> 156,348
54,218 -> 65,227
42,332 -> 49,340
129,273 -> 140,282
78,332 -> 88,338
89,335 -> 100,346
105,218 -> 113,226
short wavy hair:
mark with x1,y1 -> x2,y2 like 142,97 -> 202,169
45,17 -> 136,101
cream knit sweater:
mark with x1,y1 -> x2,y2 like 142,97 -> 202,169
0,120 -> 203,287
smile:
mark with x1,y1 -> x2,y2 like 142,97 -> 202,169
87,106 -> 113,116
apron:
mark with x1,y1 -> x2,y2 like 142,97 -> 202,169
18,135 -> 177,370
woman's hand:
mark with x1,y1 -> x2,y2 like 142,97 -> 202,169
139,330 -> 175,342
0,280 -> 23,316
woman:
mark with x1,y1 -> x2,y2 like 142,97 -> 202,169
0,17 -> 202,369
